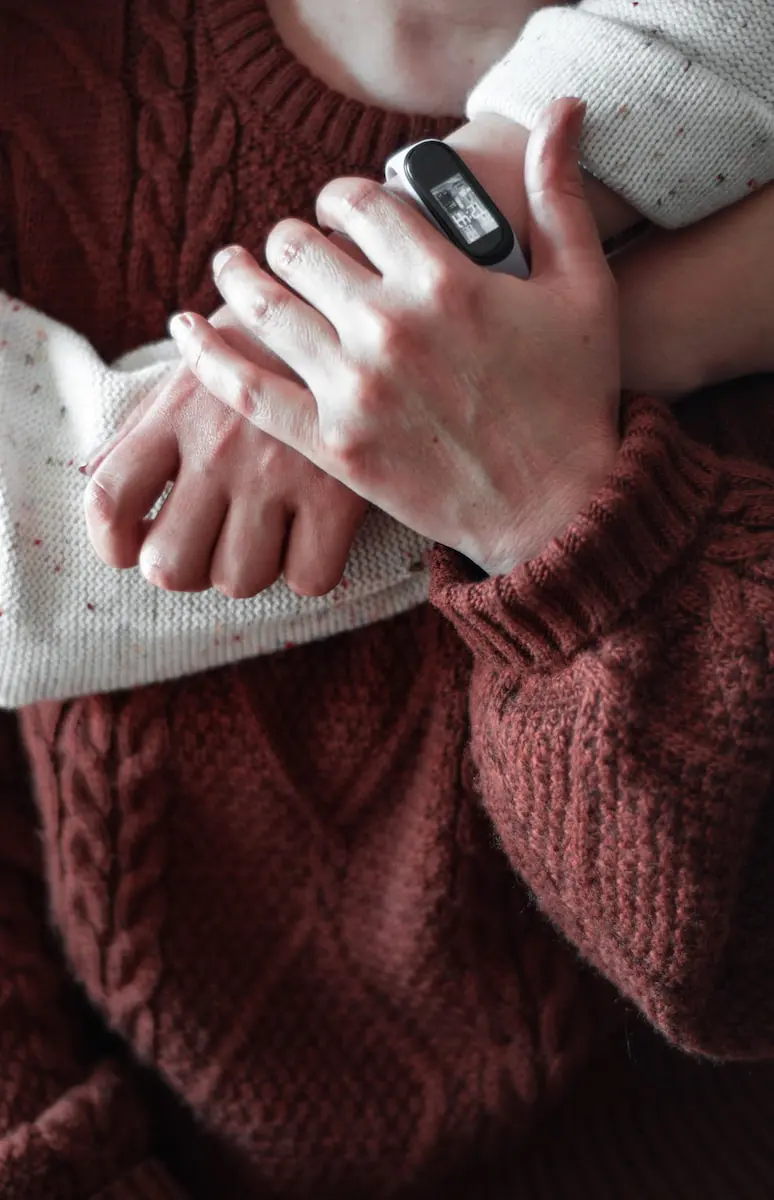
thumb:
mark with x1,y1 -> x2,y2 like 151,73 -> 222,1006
524,97 -> 605,279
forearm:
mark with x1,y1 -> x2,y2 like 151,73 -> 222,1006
613,182 -> 774,396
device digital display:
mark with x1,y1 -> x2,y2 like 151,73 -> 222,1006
429,173 -> 499,245
400,139 -> 522,271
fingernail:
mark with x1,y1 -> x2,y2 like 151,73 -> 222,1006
212,246 -> 239,278
78,435 -> 114,476
168,312 -> 193,340
79,453 -> 106,478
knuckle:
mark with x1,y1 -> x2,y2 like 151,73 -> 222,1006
416,260 -> 480,320
140,545 -> 196,593
416,259 -> 455,303
334,178 -> 382,218
232,379 -> 255,420
231,368 -> 267,422
214,570 -> 279,600
213,577 -> 242,600
138,544 -> 171,589
153,567 -> 187,592
364,307 -> 412,364
235,282 -> 292,334
83,477 -> 117,528
207,418 -> 243,466
144,564 -> 177,592
267,219 -> 315,274
321,416 -> 371,475
339,364 -> 383,421
285,567 -> 341,599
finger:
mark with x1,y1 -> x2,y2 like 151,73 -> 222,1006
138,469 -> 229,593
208,247 -> 342,390
314,176 -> 472,285
84,423 -> 179,569
80,368 -> 177,476
211,302 -> 309,388
168,312 -> 321,459
209,497 -> 290,600
263,219 -> 378,336
283,492 -> 367,597
524,97 -> 607,279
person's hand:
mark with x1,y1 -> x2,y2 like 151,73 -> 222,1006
82,307 -> 368,598
167,99 -> 621,576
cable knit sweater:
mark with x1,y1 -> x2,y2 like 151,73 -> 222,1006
1,2 -> 774,1198
0,0 -> 773,705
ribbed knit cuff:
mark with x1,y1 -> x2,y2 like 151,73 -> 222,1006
465,3 -> 774,228
430,397 -> 720,669
203,0 -> 456,167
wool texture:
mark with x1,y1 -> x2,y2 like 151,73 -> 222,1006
467,0 -> 774,227
1,2 -> 774,1197
0,295 -> 431,705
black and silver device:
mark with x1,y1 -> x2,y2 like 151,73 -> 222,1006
384,139 -> 529,278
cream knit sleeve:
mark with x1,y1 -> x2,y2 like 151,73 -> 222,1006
466,0 -> 774,228
0,294 -> 431,707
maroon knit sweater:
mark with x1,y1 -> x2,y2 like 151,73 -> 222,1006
1,2 -> 774,1197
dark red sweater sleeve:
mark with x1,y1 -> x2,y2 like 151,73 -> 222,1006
431,395 -> 774,1060
0,712 -> 188,1197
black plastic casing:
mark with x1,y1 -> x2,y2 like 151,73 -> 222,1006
404,140 -> 515,267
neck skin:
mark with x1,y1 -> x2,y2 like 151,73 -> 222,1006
265,0 -> 639,252
265,0 -> 546,116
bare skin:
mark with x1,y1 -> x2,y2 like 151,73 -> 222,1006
266,0 -> 554,116
267,0 -> 638,243
83,0 -> 773,597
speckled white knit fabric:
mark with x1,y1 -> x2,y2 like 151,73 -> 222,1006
467,0 -> 774,228
0,294 -> 432,706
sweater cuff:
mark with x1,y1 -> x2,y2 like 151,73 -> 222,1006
465,4 -> 774,228
430,397 -> 720,669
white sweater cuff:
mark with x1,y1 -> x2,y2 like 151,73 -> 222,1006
0,295 -> 431,706
466,3 -> 774,228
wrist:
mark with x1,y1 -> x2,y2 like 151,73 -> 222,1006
444,114 -> 641,249
479,431 -> 622,577
443,115 -> 530,246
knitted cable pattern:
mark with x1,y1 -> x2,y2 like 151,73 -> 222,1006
0,1 -> 132,356
0,1060 -> 150,1199
179,18 -> 238,313
4,3 -> 774,1195
127,0 -> 193,342
37,690 -> 171,1061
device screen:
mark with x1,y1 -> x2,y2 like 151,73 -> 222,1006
404,141 -> 514,265
430,173 -> 499,245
